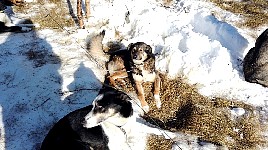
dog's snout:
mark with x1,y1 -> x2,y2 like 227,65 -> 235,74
82,116 -> 91,128
82,120 -> 87,126
133,54 -> 137,59
84,115 -> 90,121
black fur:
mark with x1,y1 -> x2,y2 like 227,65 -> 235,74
40,105 -> 109,150
0,21 -> 22,33
243,28 -> 268,87
41,86 -> 133,150
95,86 -> 133,118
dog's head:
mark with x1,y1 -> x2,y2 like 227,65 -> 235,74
128,42 -> 153,64
83,87 -> 133,128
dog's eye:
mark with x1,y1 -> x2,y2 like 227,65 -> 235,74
95,105 -> 105,112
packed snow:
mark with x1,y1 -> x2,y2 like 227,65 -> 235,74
0,0 -> 267,149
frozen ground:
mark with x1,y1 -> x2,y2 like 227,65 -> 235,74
0,0 -> 267,149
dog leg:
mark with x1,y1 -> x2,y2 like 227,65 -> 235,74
116,78 -> 126,86
108,71 -> 128,88
135,81 -> 149,113
153,73 -> 161,108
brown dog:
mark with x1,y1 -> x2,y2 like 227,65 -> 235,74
87,31 -> 161,113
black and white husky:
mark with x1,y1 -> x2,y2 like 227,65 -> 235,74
41,86 -> 175,150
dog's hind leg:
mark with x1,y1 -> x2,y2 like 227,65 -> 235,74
153,73 -> 161,108
115,78 -> 126,87
107,71 -> 128,88
135,81 -> 149,113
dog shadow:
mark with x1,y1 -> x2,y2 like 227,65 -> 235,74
64,62 -> 102,105
0,26 -> 63,150
0,26 -> 102,150
142,101 -> 195,131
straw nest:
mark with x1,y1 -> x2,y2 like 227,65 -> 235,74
115,73 -> 267,150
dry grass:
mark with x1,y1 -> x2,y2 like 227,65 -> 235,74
115,74 -> 267,150
12,0 -> 268,149
209,0 -> 268,28
14,0 -> 74,30
14,0 -> 267,29
147,135 -> 173,150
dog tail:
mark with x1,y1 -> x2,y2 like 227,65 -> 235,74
86,30 -> 109,68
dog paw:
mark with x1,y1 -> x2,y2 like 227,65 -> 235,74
162,131 -> 177,139
154,95 -> 161,108
142,105 -> 150,113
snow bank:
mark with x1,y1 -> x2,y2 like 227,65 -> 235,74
87,0 -> 268,106
0,0 -> 268,149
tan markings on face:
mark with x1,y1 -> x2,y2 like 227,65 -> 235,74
131,46 -> 148,61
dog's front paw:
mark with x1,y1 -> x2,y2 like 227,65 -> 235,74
154,94 -> 161,108
142,105 -> 150,113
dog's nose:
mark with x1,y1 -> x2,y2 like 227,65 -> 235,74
82,120 -> 87,126
133,54 -> 137,59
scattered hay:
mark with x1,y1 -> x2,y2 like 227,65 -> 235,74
147,135 -> 173,150
209,0 -> 268,28
115,73 -> 267,149
14,0 -> 267,29
14,0 -> 74,30
12,0 -> 268,149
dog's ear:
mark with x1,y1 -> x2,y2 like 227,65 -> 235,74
127,43 -> 133,51
118,93 -> 133,117
98,84 -> 117,95
118,93 -> 132,101
145,45 -> 153,55
120,100 -> 133,118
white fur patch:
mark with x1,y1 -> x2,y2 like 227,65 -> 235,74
133,59 -> 144,65
142,105 -> 149,113
101,119 -> 130,150
154,94 -> 161,108
85,111 -> 132,149
143,71 -> 156,82
95,94 -> 104,101
83,109 -> 99,128
84,108 -> 116,128
132,71 -> 156,82
132,74 -> 143,82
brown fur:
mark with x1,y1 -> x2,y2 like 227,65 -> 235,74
87,31 -> 161,113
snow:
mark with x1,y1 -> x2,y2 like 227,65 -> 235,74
0,0 -> 267,149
